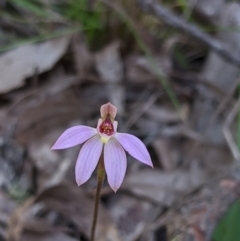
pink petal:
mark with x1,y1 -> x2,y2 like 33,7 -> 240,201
115,133 -> 153,167
100,102 -> 117,118
113,121 -> 118,132
51,126 -> 97,150
104,138 -> 126,192
75,135 -> 103,186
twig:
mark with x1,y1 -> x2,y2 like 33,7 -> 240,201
223,99 -> 240,161
125,91 -> 161,131
137,0 -> 240,67
188,77 -> 240,160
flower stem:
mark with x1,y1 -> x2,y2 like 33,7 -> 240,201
90,157 -> 105,241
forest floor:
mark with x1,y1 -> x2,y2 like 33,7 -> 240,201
0,1 -> 240,241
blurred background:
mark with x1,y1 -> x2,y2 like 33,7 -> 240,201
0,0 -> 240,241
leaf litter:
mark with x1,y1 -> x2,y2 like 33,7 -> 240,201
0,1 -> 239,241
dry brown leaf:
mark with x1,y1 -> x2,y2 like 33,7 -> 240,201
152,138 -> 177,171
15,94 -> 91,145
0,36 -> 71,93
7,184 -> 122,241
29,140 -> 73,190
21,232 -> 78,241
108,194 -> 152,241
7,195 -> 68,241
7,197 -> 36,241
36,184 -> 122,241
72,34 -> 93,79
95,41 -> 123,83
125,55 -> 171,83
146,104 -> 189,123
122,164 -> 205,206
95,41 -> 124,114
0,191 -> 18,239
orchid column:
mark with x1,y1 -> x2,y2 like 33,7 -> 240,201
52,103 -> 153,241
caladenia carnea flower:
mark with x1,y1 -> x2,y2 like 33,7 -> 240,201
51,102 -> 153,192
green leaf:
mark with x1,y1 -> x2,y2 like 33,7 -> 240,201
212,199 -> 240,241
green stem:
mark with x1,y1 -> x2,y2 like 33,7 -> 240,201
90,157 -> 105,241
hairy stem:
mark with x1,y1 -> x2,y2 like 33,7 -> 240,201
90,157 -> 105,241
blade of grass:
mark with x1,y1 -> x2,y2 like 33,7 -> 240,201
0,27 -> 82,52
176,0 -> 189,17
212,199 -> 240,241
62,0 -> 105,44
8,0 -> 50,18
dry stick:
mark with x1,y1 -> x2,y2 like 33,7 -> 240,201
125,91 -> 161,131
90,157 -> 105,241
137,0 -> 240,67
188,78 -> 240,160
223,99 -> 240,161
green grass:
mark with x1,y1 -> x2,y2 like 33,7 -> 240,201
60,0 -> 106,44
212,199 -> 240,241
176,0 -> 190,17
8,0 -> 50,17
0,28 -> 80,52
2,0 -> 107,50
8,183 -> 30,203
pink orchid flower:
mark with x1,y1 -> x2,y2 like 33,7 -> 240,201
51,103 -> 153,192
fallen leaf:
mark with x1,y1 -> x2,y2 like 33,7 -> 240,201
122,164 -> 205,206
0,36 -> 71,93
72,34 -> 93,79
21,232 -> 78,241
152,138 -> 177,171
146,104 -> 189,123
0,191 -> 18,239
36,184 -> 122,241
125,55 -> 171,83
95,41 -> 123,83
108,194 -> 152,241
7,184 -> 122,241
7,197 -> 36,241
95,41 -> 124,115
